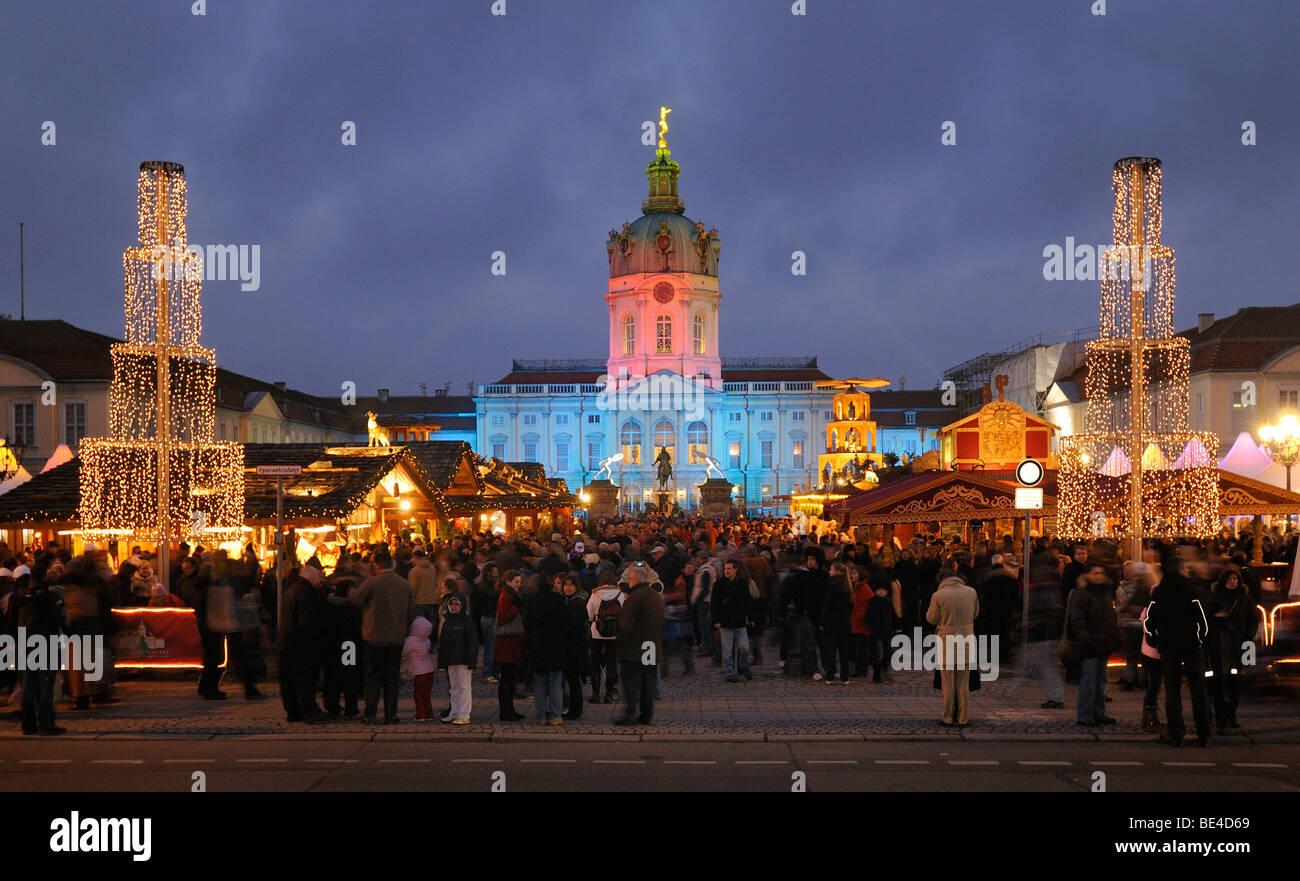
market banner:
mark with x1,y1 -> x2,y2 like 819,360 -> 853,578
110,608 -> 210,669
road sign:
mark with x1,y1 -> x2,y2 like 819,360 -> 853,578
255,465 -> 302,476
1015,458 -> 1044,487
1015,487 -> 1043,509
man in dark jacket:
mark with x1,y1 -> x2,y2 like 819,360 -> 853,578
278,559 -> 328,724
1060,545 -> 1088,605
14,578 -> 65,735
1144,556 -> 1212,747
711,560 -> 753,682
615,562 -> 664,725
797,549 -> 829,679
818,562 -> 854,684
524,578 -> 567,725
1068,561 -> 1121,726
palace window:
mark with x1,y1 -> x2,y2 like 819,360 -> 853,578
728,412 -> 742,423
64,402 -> 87,451
622,314 -> 636,355
555,440 -> 569,472
491,414 -> 505,426
759,411 -> 773,422
653,419 -> 675,462
904,411 -> 917,426
655,315 -> 676,353
523,414 -> 538,426
760,439 -> 773,469
11,402 -> 34,447
587,436 -> 603,469
790,411 -> 805,422
728,440 -> 741,469
693,313 -> 706,355
1280,389 -> 1299,410
587,413 -> 601,424
687,420 -> 709,463
522,434 -> 539,463
555,413 -> 569,425
792,440 -> 805,471
621,420 -> 642,465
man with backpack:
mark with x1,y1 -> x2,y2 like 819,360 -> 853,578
587,571 -> 624,703
1144,555 -> 1212,747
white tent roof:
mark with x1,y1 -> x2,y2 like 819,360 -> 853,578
1100,446 -> 1131,476
0,465 -> 32,496
1173,437 -> 1215,469
1219,432 -> 1271,477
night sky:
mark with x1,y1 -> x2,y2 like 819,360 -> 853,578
2,1 -> 1296,399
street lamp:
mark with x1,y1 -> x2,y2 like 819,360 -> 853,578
1259,414 -> 1300,492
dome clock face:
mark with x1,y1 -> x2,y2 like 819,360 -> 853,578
653,282 -> 675,304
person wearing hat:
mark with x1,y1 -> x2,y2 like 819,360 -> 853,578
278,558 -> 329,723
351,550 -> 415,724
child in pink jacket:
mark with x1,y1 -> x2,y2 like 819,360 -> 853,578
402,617 -> 436,721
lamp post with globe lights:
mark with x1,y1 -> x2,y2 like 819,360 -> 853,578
1259,414 -> 1300,493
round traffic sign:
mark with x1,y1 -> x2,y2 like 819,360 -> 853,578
1015,458 -> 1044,487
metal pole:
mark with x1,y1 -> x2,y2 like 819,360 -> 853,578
1022,509 -> 1031,671
275,474 -> 284,626
1129,162 -> 1146,564
18,222 -> 24,321
154,169 -> 171,590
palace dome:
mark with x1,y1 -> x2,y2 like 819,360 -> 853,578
605,147 -> 721,279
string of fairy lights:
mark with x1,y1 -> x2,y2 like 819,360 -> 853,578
78,161 -> 245,543
1059,157 -> 1219,544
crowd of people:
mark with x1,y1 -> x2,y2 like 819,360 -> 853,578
0,516 -> 1290,743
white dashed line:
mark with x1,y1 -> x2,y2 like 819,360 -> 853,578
163,759 -> 215,764
1232,762 -> 1287,768
1091,761 -> 1142,766
948,760 -> 999,766
1018,761 -> 1071,766
452,758 -> 501,763
20,760 -> 71,765
378,758 -> 431,764
236,758 -> 288,764
593,760 -> 646,765
807,760 -> 857,765
875,760 -> 930,765
92,759 -> 145,765
664,760 -> 717,765
520,759 -> 576,764
735,760 -> 788,765
1161,761 -> 1215,767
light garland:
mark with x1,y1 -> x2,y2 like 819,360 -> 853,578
79,161 -> 245,543
1059,157 -> 1219,544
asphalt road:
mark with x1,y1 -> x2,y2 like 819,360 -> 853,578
3,738 -> 1298,792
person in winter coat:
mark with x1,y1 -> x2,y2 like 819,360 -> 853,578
1144,555 -> 1211,747
817,562 -> 854,684
14,577 -> 66,735
615,562 -> 664,726
323,566 -> 364,717
850,570 -> 872,677
403,616 -> 437,721
1208,568 -> 1254,733
925,574 -> 979,727
1114,561 -> 1153,690
350,551 -> 415,725
560,574 -> 589,720
586,572 -> 624,704
524,575 -> 568,725
408,548 -> 440,622
865,581 -> 896,683
661,563 -> 695,678
979,555 -> 1019,664
1067,562 -> 1121,727
1139,591 -> 1162,732
689,554 -> 718,658
712,559 -> 755,682
471,563 -> 500,683
494,571 -> 526,721
436,595 -> 478,724
1027,553 -> 1066,709
278,559 -> 328,724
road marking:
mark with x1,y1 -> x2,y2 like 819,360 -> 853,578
593,760 -> 646,765
20,760 -> 71,765
452,758 -> 501,763
1091,761 -> 1142,766
236,758 -> 288,764
948,760 -> 999,766
520,759 -> 577,764
876,760 -> 930,765
735,760 -> 788,765
163,759 -> 215,764
1162,761 -> 1215,767
1018,761 -> 1071,766
378,758 -> 431,764
92,759 -> 145,765
807,760 -> 857,765
664,760 -> 716,765
1232,762 -> 1287,769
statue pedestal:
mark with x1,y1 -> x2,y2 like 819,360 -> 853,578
584,479 -> 620,520
655,491 -> 672,514
697,477 -> 736,519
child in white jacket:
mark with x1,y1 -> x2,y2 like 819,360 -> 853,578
402,617 -> 436,721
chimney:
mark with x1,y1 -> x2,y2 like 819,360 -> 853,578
1197,313 -> 1215,333
273,381 -> 286,391
377,388 -> 389,404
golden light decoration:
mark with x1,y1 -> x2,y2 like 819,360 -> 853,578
658,106 -> 672,149
1059,157 -> 1218,550
79,162 -> 245,548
